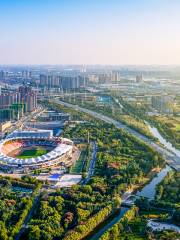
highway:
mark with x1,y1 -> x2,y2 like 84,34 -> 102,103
53,99 -> 180,171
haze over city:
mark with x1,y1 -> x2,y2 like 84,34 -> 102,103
0,1 -> 180,240
0,0 -> 180,65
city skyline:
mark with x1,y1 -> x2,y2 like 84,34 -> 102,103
0,0 -> 180,65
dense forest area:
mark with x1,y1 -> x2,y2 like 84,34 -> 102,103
156,171 -> 180,204
0,176 -> 41,240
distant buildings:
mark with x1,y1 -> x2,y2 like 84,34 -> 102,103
0,91 -> 21,108
136,74 -> 143,83
88,71 -> 120,84
40,74 -> 59,88
88,75 -> 99,83
0,109 -> 14,122
111,71 -> 120,83
0,86 -> 37,122
151,95 -> 173,113
0,68 -> 35,85
39,71 -> 121,88
21,70 -> 32,79
39,74 -> 88,89
0,70 -> 5,81
19,86 -> 37,112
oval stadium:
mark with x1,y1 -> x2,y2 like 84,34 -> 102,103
0,131 -> 73,171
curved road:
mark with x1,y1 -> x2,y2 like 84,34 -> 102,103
53,99 -> 180,171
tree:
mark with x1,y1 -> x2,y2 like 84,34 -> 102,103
113,195 -> 122,209
110,224 -> 119,239
28,226 -> 41,240
64,212 -> 74,229
160,231 -> 180,240
135,197 -> 150,211
157,185 -> 164,200
0,221 -> 8,240
81,185 -> 93,194
77,208 -> 90,223
173,209 -> 180,224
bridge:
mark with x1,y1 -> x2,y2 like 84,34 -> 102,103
121,193 -> 154,207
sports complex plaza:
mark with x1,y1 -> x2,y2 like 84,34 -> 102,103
0,130 -> 74,172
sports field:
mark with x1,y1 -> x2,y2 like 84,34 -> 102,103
16,146 -> 49,159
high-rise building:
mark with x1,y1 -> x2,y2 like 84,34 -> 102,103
21,70 -> 32,79
24,93 -> 37,112
10,103 -> 26,119
39,74 -> 83,89
19,86 -> 37,112
40,74 -> 60,88
0,92 -> 21,108
60,76 -> 80,89
111,71 -> 120,83
88,74 -> 99,83
0,109 -> 14,122
0,70 -> 5,81
151,95 -> 173,113
19,86 -> 32,95
136,74 -> 143,83
0,86 -> 37,122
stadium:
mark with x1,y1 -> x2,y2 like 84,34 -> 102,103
0,130 -> 73,171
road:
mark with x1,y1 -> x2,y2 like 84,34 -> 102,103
5,107 -> 45,135
84,141 -> 97,184
147,219 -> 180,233
15,193 -> 40,240
53,99 -> 180,171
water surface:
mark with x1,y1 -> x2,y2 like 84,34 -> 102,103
136,165 -> 171,199
148,125 -> 180,157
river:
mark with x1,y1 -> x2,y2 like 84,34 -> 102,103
148,125 -> 180,158
136,165 -> 171,199
89,124 -> 180,239
89,164 -> 171,240
135,124 -> 179,199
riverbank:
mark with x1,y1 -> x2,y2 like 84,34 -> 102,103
148,124 -> 180,158
86,165 -> 171,240
122,166 -> 167,200
85,207 -> 129,240
149,115 -> 180,150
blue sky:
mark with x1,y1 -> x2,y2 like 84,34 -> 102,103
0,0 -> 180,64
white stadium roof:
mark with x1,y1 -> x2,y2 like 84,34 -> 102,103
6,130 -> 53,139
0,131 -> 73,167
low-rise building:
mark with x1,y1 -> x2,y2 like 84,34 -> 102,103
39,111 -> 70,122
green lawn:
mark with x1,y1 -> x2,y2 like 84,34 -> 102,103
16,146 -> 49,159
70,150 -> 85,174
175,124 -> 180,131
